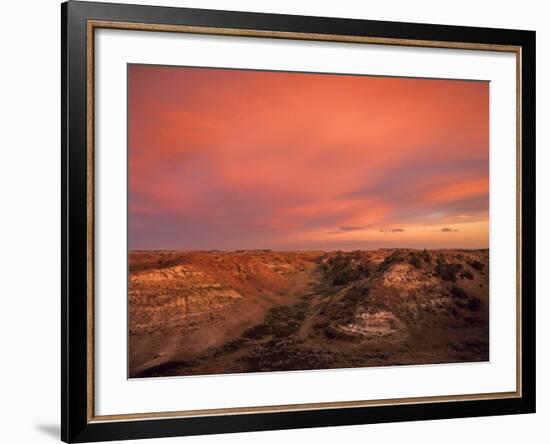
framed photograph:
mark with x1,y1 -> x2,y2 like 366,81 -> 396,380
62,1 -> 536,442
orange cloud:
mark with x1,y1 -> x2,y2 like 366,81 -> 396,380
128,65 -> 489,251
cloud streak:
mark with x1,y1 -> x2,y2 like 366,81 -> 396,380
338,225 -> 366,232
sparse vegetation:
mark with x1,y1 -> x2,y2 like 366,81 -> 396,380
448,284 -> 482,312
239,339 -> 340,372
467,297 -> 482,311
243,302 -> 308,339
421,249 -> 432,263
409,253 -> 423,269
449,284 -> 468,300
377,251 -> 404,272
461,270 -> 474,280
435,260 -> 463,282
469,259 -> 485,271
129,249 -> 489,378
321,252 -> 372,286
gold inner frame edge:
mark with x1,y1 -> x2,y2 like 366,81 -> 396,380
85,19 -> 523,423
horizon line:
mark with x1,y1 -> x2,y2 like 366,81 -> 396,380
129,247 -> 490,253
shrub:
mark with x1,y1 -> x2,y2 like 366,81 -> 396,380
377,252 -> 403,272
469,260 -> 485,271
449,285 -> 482,312
448,306 -> 459,317
449,284 -> 468,300
322,253 -> 372,287
242,324 -> 270,339
313,321 -> 329,331
421,249 -> 432,263
436,262 -> 463,282
409,253 -> 422,269
467,297 -> 482,311
330,264 -> 370,286
461,270 -> 474,280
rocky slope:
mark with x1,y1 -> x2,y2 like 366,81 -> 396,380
129,249 -> 489,378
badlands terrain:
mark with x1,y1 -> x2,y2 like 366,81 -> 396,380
128,249 -> 489,378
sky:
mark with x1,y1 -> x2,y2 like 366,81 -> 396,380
128,64 -> 489,251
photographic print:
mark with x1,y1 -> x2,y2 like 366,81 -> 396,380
63,5 -> 535,440
127,64 -> 489,378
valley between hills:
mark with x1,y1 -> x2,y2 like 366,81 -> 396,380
128,248 -> 489,378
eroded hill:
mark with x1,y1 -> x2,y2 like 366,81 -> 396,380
128,249 -> 489,378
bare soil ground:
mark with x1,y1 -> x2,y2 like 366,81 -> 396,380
128,249 -> 489,378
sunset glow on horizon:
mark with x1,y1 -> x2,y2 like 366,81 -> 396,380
128,64 -> 489,251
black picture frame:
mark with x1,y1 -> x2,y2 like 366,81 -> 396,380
62,1 -> 536,442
